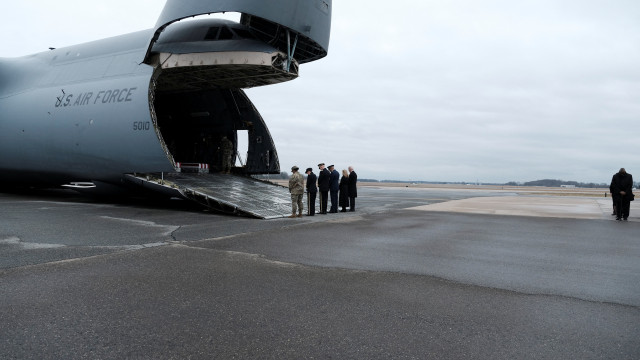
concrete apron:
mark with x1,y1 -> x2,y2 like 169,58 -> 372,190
409,196 -> 639,221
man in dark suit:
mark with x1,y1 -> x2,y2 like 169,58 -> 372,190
610,168 -> 634,221
328,164 -> 340,213
348,166 -> 358,211
317,163 -> 330,214
305,167 -> 317,216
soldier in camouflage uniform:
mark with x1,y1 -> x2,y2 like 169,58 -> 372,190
288,165 -> 304,218
220,136 -> 234,174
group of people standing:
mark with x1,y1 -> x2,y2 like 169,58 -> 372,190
288,163 -> 357,218
609,168 -> 634,221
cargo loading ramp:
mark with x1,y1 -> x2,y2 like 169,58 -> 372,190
125,173 -> 292,219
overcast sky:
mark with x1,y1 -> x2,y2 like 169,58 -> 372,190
2,1 -> 638,183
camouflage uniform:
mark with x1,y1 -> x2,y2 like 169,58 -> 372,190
220,136 -> 233,173
288,170 -> 304,217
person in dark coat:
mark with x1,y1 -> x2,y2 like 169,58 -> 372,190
348,166 -> 358,211
610,168 -> 634,221
305,168 -> 317,216
339,169 -> 350,212
328,165 -> 340,213
317,163 -> 330,214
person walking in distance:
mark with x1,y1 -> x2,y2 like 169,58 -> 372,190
348,166 -> 358,211
288,166 -> 304,218
305,167 -> 317,216
610,168 -> 634,221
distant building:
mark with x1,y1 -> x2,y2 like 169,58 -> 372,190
561,185 -> 576,188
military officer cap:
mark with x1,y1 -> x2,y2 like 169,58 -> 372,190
306,168 -> 313,173
291,165 -> 299,171
318,163 -> 325,167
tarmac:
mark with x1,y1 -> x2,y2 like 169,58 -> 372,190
1,185 -> 639,359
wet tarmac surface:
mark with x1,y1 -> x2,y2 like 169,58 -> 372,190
1,186 -> 639,359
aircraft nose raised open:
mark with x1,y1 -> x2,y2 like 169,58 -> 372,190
150,20 -> 299,89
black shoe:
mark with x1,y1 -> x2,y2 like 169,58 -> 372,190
623,218 -> 628,221
616,217 -> 622,221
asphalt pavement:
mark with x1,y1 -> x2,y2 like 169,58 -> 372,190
1,186 -> 639,359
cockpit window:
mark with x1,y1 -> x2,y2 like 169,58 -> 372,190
232,28 -> 256,40
202,25 -> 255,41
218,26 -> 234,40
205,27 -> 220,40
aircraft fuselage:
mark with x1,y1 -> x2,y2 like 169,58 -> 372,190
0,0 -> 332,194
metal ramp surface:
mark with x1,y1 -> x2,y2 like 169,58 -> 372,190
125,173 -> 292,219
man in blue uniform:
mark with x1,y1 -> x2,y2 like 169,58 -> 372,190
317,163 -> 330,214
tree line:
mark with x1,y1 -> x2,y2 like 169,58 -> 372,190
254,174 -> 638,189
504,179 -> 637,188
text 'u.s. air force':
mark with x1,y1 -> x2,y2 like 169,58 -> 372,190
55,87 -> 137,108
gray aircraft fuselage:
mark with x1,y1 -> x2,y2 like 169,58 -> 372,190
0,0 -> 331,192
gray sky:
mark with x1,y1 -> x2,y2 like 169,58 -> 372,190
2,1 -> 639,183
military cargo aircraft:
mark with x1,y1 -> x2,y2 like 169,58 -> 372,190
0,0 -> 332,218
